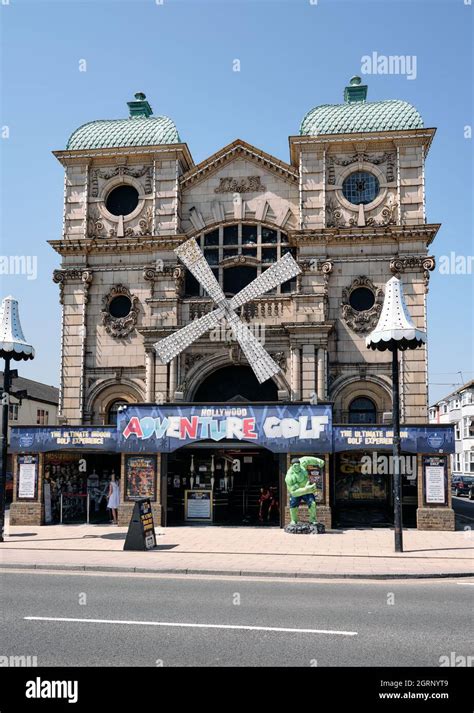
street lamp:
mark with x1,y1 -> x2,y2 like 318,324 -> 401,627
366,277 -> 426,552
0,296 -> 35,543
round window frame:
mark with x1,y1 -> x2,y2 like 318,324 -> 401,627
335,163 -> 387,213
348,286 -> 376,313
98,176 -> 145,223
108,294 -> 133,319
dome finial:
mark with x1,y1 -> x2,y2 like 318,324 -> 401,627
127,92 -> 153,118
344,75 -> 367,103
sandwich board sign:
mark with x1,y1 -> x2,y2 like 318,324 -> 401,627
123,498 -> 157,551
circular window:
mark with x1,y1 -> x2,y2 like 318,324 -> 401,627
342,171 -> 379,205
349,287 -> 375,312
105,185 -> 139,216
109,295 -> 132,318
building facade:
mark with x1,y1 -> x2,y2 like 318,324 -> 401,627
430,380 -> 474,480
2,373 -> 59,503
9,78 -> 456,530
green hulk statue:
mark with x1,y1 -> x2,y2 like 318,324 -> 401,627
285,456 -> 325,527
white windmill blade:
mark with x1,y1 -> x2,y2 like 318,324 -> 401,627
229,251 -> 301,309
226,311 -> 280,384
175,238 -> 226,305
154,307 -> 225,364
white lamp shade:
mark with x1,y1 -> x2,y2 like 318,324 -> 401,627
366,277 -> 426,352
0,296 -> 35,361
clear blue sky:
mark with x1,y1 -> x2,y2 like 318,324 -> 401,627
1,0 -> 472,404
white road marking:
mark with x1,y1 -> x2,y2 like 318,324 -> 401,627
457,582 -> 474,586
24,616 -> 357,636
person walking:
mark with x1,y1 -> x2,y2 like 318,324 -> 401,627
107,472 -> 120,525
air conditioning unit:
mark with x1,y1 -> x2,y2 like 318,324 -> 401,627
382,411 -> 393,424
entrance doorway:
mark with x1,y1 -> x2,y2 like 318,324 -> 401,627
333,452 -> 393,527
165,444 -> 280,526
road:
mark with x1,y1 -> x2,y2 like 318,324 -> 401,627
1,570 -> 473,667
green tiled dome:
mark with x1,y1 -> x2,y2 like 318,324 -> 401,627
66,93 -> 181,150
300,77 -> 423,136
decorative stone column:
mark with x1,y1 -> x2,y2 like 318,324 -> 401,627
301,344 -> 315,400
290,347 -> 301,401
169,357 -> 177,402
317,348 -> 326,400
145,348 -> 155,403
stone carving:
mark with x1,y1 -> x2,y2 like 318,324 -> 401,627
347,199 -> 398,228
327,152 -> 396,185
90,165 -> 153,197
325,197 -> 345,228
214,176 -> 266,194
53,268 -> 93,305
184,353 -> 205,371
341,276 -> 384,334
138,206 -> 153,236
390,255 -> 435,291
270,351 -> 287,371
376,198 -> 398,226
143,263 -> 184,298
101,284 -> 139,339
87,204 -> 105,239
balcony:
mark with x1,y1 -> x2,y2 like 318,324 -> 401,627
181,296 -> 296,325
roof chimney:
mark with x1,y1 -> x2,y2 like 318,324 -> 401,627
344,76 -> 368,103
127,92 -> 153,118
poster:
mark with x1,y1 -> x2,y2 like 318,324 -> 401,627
424,456 -> 447,504
125,456 -> 156,501
185,490 -> 212,521
17,455 -> 37,499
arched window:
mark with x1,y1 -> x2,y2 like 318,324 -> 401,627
107,400 -> 129,426
184,223 -> 296,297
348,397 -> 377,424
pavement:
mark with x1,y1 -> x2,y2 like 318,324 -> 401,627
1,510 -> 473,578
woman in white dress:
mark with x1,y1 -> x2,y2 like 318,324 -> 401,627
107,473 -> 120,525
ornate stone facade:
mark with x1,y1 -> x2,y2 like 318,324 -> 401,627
51,87 -> 438,429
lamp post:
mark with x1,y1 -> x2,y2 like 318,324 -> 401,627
0,297 -> 35,543
366,277 -> 426,553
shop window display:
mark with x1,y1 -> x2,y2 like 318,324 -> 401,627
43,453 -> 120,524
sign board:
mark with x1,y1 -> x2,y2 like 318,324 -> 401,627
123,498 -> 157,551
333,424 -> 454,453
334,425 -> 455,454
185,490 -> 212,522
17,455 -> 38,499
11,426 -> 117,453
118,404 -> 332,454
424,456 -> 448,505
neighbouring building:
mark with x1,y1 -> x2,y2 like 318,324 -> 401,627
1,372 -> 59,501
9,78 -> 455,530
430,380 -> 474,480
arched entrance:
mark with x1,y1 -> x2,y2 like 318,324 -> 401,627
193,365 -> 278,402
